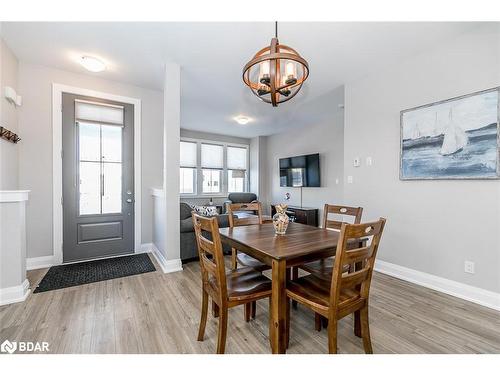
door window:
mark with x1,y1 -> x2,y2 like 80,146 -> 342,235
78,121 -> 123,215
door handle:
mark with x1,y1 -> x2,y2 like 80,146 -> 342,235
126,198 -> 133,203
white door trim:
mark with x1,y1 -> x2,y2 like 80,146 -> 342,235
52,83 -> 142,265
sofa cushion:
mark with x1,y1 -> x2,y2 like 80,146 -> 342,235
180,202 -> 193,220
193,205 -> 218,217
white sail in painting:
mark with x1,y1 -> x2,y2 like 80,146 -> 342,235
440,108 -> 468,155
411,123 -> 421,139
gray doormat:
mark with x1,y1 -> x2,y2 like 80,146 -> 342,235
33,253 -> 156,293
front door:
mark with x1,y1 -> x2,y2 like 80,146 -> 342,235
62,93 -> 134,263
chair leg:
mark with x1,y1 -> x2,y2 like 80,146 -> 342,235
251,301 -> 256,319
216,307 -> 228,354
268,297 -> 274,350
315,313 -> 322,332
360,306 -> 373,354
286,297 -> 291,349
197,290 -> 209,341
244,303 -> 251,322
212,301 -> 219,318
291,267 -> 298,309
327,318 -> 338,354
231,248 -> 237,270
354,310 -> 361,337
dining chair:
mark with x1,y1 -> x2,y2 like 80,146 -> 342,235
227,202 -> 269,270
227,202 -> 270,320
286,218 -> 386,354
295,204 -> 363,329
192,212 -> 272,354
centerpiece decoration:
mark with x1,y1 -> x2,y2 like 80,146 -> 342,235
272,204 -> 290,235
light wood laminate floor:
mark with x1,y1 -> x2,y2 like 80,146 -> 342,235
1,254 -> 499,354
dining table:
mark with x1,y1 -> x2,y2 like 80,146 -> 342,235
218,221 -> 343,354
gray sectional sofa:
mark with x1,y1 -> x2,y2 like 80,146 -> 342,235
180,202 -> 232,262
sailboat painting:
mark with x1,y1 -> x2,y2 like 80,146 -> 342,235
400,88 -> 499,179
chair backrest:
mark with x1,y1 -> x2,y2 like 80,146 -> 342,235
329,218 -> 386,314
227,202 -> 263,227
228,192 -> 257,204
192,213 -> 227,300
323,204 -> 363,231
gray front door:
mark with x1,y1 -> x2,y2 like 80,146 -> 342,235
62,93 -> 134,263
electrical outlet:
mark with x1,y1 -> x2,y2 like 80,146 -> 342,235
464,261 -> 475,274
366,156 -> 373,166
353,158 -> 361,167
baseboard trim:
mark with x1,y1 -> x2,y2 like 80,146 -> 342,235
26,255 -> 55,270
146,243 -> 183,274
0,279 -> 30,306
375,259 -> 500,311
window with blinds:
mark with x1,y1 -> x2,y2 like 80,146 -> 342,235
227,146 -> 247,193
201,143 -> 223,194
180,141 -> 197,194
179,139 -> 248,196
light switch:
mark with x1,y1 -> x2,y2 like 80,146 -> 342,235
353,158 -> 361,167
347,176 -> 353,184
366,156 -> 373,166
335,178 -> 339,185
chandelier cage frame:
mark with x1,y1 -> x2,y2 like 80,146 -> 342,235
242,22 -> 310,107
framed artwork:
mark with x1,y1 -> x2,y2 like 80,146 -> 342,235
400,87 -> 499,180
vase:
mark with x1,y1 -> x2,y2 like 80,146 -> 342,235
273,204 -> 290,235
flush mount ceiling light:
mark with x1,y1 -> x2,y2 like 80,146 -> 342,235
243,22 -> 309,107
234,116 -> 250,125
79,56 -> 106,72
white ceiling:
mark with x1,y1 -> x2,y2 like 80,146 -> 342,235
1,22 -> 482,137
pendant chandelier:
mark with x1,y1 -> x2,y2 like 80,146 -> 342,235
243,22 -> 310,107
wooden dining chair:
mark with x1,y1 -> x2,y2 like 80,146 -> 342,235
295,204 -> 363,329
227,202 -> 270,321
300,204 -> 363,276
192,212 -> 272,354
286,218 -> 386,354
227,202 -> 269,271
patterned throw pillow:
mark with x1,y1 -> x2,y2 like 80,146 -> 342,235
193,205 -> 218,217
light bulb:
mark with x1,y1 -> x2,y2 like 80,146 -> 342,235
286,62 -> 296,78
260,61 -> 270,76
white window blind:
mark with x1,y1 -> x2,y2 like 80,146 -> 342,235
227,146 -> 247,170
75,100 -> 124,125
180,141 -> 197,167
201,143 -> 223,169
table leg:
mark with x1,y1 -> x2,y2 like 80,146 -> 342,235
270,259 -> 287,354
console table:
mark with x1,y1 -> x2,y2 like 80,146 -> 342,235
271,205 -> 318,227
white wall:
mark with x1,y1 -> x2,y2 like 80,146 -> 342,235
265,86 -> 345,220
343,25 -> 500,293
0,38 -> 19,190
17,63 -> 164,258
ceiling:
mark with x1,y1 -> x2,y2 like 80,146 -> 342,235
1,22 -> 482,137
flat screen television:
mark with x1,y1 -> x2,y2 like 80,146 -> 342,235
279,153 -> 320,187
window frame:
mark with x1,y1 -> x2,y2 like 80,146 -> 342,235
179,137 -> 249,198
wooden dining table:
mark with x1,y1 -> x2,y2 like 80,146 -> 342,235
219,221 -> 342,354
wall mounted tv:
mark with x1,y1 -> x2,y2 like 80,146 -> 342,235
279,153 -> 320,187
